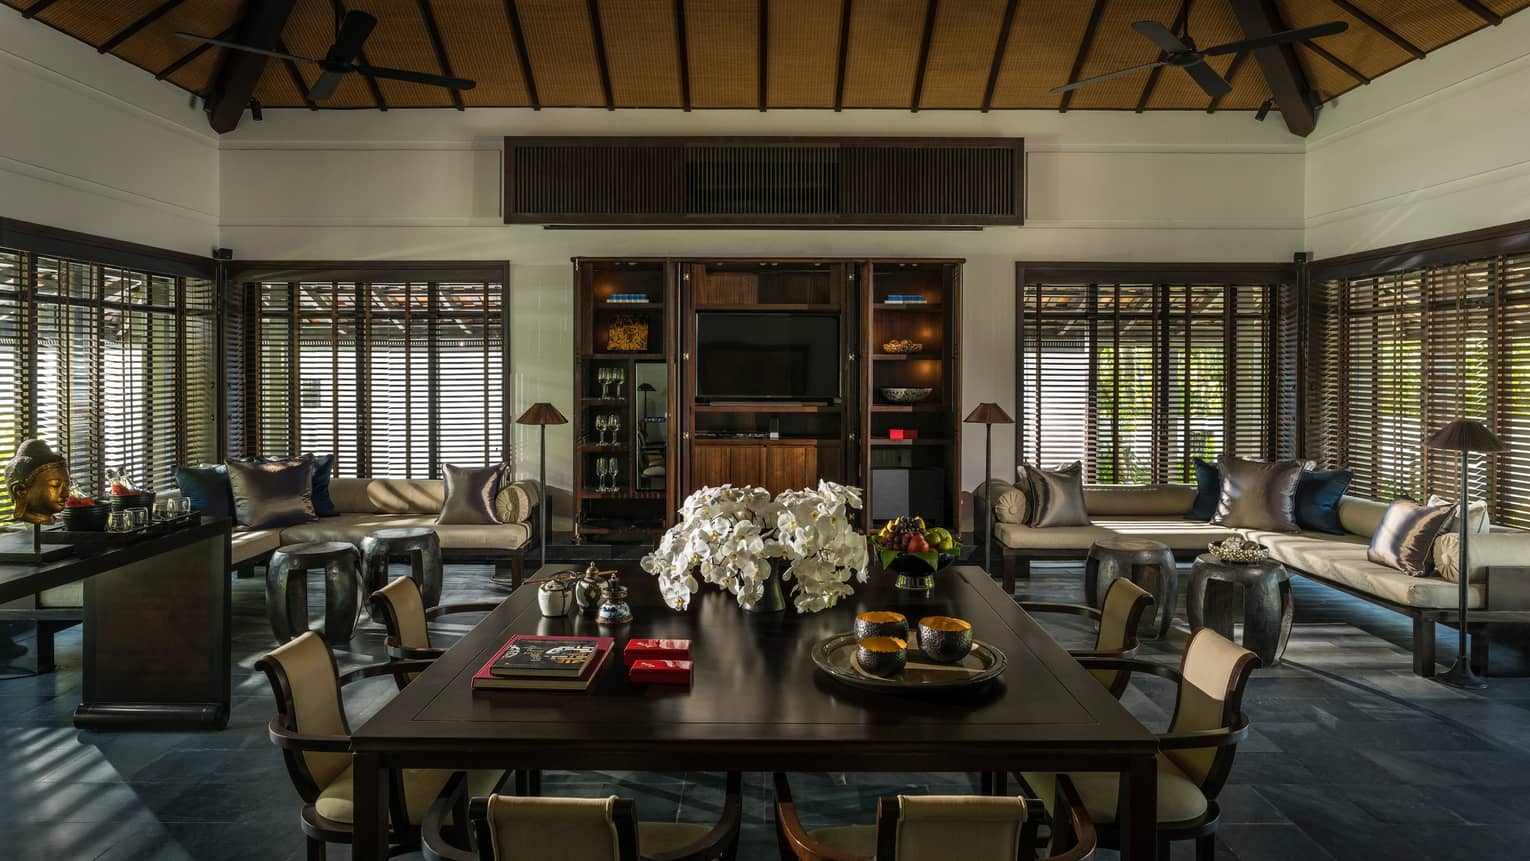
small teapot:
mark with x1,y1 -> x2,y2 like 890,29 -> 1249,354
537,578 -> 576,617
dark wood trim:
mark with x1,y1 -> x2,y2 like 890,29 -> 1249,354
1017,260 -> 1297,286
1301,39 -> 1368,85
417,0 -> 464,110
22,0 -> 61,19
1059,0 -> 1107,113
228,259 -> 509,284
1230,0 -> 1316,137
834,0 -> 852,111
205,0 -> 297,133
757,0 -> 769,111
156,24 -> 233,81
275,38 -> 318,109
1328,0 -> 1424,60
1308,217 -> 1530,281
910,0 -> 939,112
1205,50 -> 1247,112
1136,0 -> 1193,113
504,0 -> 540,109
99,0 -> 186,53
0,216 -> 214,277
981,0 -> 1018,113
674,0 -> 691,110
1455,0 -> 1502,25
586,0 -> 615,110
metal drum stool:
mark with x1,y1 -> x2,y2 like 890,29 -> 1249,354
360,526 -> 443,609
266,541 -> 363,644
1084,536 -> 1179,639
1188,553 -> 1294,667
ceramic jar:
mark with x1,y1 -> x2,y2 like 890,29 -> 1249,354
537,579 -> 575,617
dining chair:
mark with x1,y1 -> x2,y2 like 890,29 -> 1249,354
1017,628 -> 1260,861
369,575 -> 503,688
256,631 -> 510,859
1020,578 -> 1156,698
772,773 -> 1096,861
421,771 -> 744,861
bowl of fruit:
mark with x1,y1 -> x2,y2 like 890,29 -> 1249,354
873,516 -> 961,591
59,487 -> 110,532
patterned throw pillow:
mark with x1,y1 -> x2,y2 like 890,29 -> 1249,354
493,475 -> 539,524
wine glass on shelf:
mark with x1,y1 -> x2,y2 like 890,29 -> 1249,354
594,457 -> 607,492
594,414 -> 608,446
614,367 -> 626,397
596,368 -> 612,399
610,414 -> 622,447
607,456 -> 620,493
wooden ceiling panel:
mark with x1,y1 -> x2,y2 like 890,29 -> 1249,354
109,2 -> 244,84
989,0 -> 1094,108
684,0 -> 756,108
841,0 -> 926,108
1144,0 -> 1243,108
1067,0 -> 1180,110
767,0 -> 841,108
252,52 -> 308,108
33,0 -> 144,46
515,0 -> 605,107
283,0 -> 377,107
920,0 -> 1009,109
346,0 -> 453,107
599,0 -> 682,107
1374,0 -> 1493,51
433,0 -> 529,106
1280,0 -> 1415,92
164,39 -> 227,97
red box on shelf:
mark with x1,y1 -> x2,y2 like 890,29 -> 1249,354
888,429 -> 919,440
629,659 -> 692,685
623,638 -> 692,666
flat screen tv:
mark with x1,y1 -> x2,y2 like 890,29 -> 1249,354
695,312 -> 840,401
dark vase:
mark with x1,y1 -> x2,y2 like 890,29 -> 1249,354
741,559 -> 787,614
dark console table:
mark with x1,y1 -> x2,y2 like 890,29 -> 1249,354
0,519 -> 233,730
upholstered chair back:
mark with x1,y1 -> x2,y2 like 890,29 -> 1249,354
882,795 -> 1040,861
256,632 -> 352,795
1166,629 -> 1259,790
374,575 -> 432,652
1089,579 -> 1154,692
473,795 -> 638,861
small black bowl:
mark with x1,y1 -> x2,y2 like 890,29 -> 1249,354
58,503 -> 111,532
918,616 -> 973,664
110,491 -> 155,512
854,611 -> 908,643
855,636 -> 908,677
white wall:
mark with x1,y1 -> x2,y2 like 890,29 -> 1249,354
217,109 -> 1306,498
0,12 -> 218,255
1304,10 -> 1530,258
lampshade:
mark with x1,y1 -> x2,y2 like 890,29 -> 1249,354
516,403 -> 568,426
963,403 -> 1014,425
1426,419 -> 1506,453
638,383 -> 656,392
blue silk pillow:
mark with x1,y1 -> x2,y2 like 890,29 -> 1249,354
1294,468 -> 1353,534
174,464 -> 233,519
1187,457 -> 1219,521
310,454 -> 338,517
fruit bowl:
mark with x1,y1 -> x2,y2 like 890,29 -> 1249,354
872,516 -> 962,590
879,387 -> 933,404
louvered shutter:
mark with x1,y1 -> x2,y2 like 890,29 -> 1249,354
1494,254 -> 1530,528
366,282 -> 431,478
434,281 -> 505,470
257,282 -> 297,457
183,276 -> 218,468
0,252 -> 23,518
1164,285 -> 1228,481
1228,285 -> 1271,461
1019,283 -> 1092,476
1422,262 -> 1493,505
296,282 -> 361,476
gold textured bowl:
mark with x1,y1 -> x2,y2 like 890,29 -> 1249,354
918,616 -> 973,663
854,611 -> 909,642
879,387 -> 933,404
855,636 -> 908,677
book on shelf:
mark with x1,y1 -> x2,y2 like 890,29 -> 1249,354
604,294 -> 651,304
883,295 -> 928,304
472,635 -> 614,691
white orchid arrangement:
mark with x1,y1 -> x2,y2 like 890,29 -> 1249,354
641,481 -> 869,613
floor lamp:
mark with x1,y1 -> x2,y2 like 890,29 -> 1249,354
1425,418 -> 1506,689
517,403 -> 567,573
964,403 -> 1014,576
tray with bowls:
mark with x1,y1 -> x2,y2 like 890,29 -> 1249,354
879,386 -> 933,404
811,630 -> 1006,693
39,511 -> 202,550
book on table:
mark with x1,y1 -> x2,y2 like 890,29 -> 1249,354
472,635 -> 614,691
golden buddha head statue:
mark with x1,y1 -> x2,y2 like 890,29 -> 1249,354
5,439 -> 70,525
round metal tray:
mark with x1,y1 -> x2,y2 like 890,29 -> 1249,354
811,631 -> 1007,692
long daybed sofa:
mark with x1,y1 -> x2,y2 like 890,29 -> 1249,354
976,480 -> 1530,676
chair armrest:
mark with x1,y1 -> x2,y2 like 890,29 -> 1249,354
1047,776 -> 1099,861
647,772 -> 744,861
1019,601 -> 1103,622
338,659 -> 436,686
1068,644 -> 1139,661
1156,714 -> 1250,751
773,773 -> 870,861
266,716 -> 352,754
426,601 -> 503,621
1076,657 -> 1182,684
385,637 -> 445,662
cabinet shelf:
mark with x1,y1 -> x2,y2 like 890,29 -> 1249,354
595,302 -> 664,309
870,438 -> 948,446
870,403 -> 943,413
694,303 -> 840,312
577,444 -> 629,452
580,397 -> 629,404
872,353 -> 942,361
579,490 -> 665,500
693,403 -> 840,414
872,303 -> 943,311
589,352 -> 665,360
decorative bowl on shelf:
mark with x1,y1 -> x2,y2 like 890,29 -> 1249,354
879,387 -> 933,404
58,502 -> 111,532
881,340 -> 925,354
1208,536 -> 1270,563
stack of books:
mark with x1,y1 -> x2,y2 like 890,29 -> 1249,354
884,294 -> 928,304
604,294 -> 651,304
472,635 -> 614,691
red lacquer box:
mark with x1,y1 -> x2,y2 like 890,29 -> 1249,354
888,428 -> 919,440
629,659 -> 692,685
623,638 -> 692,666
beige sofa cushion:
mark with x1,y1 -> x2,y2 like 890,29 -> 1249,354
994,517 -> 1236,551
974,479 -> 1028,525
494,478 -> 540,524
1086,484 -> 1198,517
1240,527 -> 1484,609
233,528 -> 283,565
1337,495 -> 1390,540
327,478 -> 443,515
278,513 -> 530,552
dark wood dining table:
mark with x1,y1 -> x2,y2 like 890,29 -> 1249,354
348,564 -> 1159,859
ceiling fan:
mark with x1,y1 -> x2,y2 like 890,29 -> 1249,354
176,10 -> 476,102
1052,18 -> 1348,98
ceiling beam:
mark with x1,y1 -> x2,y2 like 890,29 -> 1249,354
834,0 -> 851,110
1135,0 -> 1193,114
1059,0 -> 1108,113
674,0 -> 690,110
980,0 -> 1018,113
758,0 -> 768,111
586,0 -> 614,110
205,0 -> 296,134
331,0 -> 386,110
1302,39 -> 1368,85
22,0 -> 61,20
417,0 -> 464,110
156,24 -> 232,81
1229,0 -> 1316,136
1205,49 -> 1246,113
504,0 -> 540,109
1455,0 -> 1501,26
910,0 -> 938,111
99,0 -> 186,54
276,38 -> 318,109
1327,0 -> 1424,60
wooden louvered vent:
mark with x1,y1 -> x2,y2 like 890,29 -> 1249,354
504,137 -> 1023,227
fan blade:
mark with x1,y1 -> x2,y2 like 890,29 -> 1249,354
355,64 -> 478,91
1131,20 -> 1190,53
1183,60 -> 1232,98
328,10 -> 376,64
1050,61 -> 1165,94
307,70 -> 346,102
1203,20 -> 1348,56
174,32 -> 316,65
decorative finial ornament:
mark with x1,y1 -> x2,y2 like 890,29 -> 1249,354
5,439 -> 70,525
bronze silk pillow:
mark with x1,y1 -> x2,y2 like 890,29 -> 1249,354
1023,462 -> 1091,528
438,464 -> 503,525
226,455 -> 316,529
1212,455 -> 1304,532
1368,498 -> 1454,577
